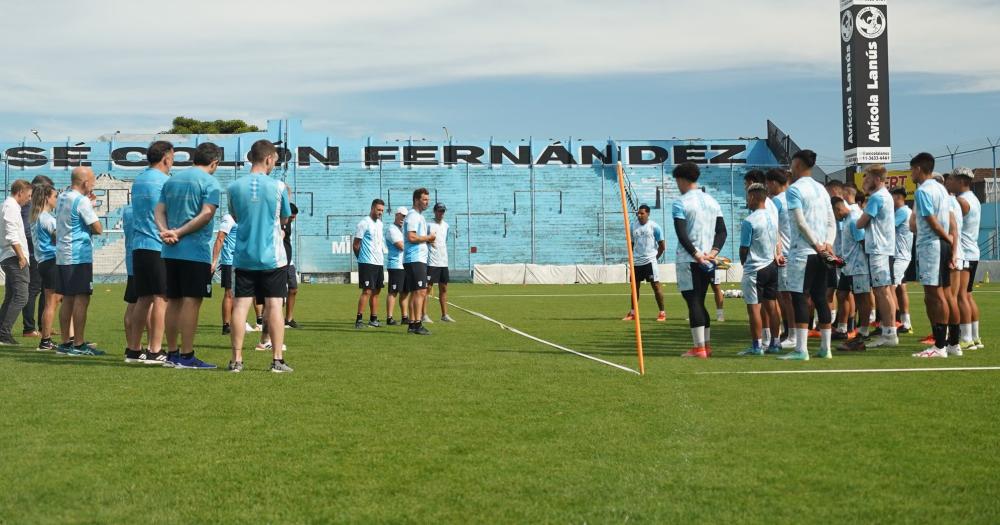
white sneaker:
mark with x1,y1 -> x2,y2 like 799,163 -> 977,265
780,338 -> 798,350
913,347 -> 947,358
245,322 -> 256,332
946,344 -> 963,357
441,315 -> 456,323
421,315 -> 434,324
868,334 -> 899,348
255,342 -> 287,352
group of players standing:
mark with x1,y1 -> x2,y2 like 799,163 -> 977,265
0,139 -> 299,373
627,150 -> 984,359
351,188 -> 455,335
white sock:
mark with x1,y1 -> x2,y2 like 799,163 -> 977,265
754,338 -> 763,349
960,324 -> 972,343
837,322 -> 848,333
973,320 -> 980,339
831,309 -> 837,322
705,327 -> 712,344
869,311 -> 877,323
716,308 -> 724,318
821,328 -> 832,351
902,313 -> 911,327
885,326 -> 896,337
762,328 -> 772,342
795,328 -> 808,354
691,326 -> 705,347
860,325 -> 870,337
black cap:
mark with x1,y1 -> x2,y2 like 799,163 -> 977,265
433,203 -> 446,212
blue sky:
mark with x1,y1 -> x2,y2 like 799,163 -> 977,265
1,0 -> 998,171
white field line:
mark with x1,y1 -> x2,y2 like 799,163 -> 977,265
696,366 -> 1000,375
444,301 -> 641,375
451,289 -> 1000,299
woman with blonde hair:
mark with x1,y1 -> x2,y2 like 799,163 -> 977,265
29,183 -> 60,351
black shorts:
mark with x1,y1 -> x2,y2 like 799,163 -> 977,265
966,260 -> 979,293
428,266 -> 450,285
220,264 -> 234,290
38,258 -> 58,290
56,263 -> 93,296
358,263 -> 384,291
837,274 -> 854,292
404,262 -> 428,292
235,268 -> 288,299
388,269 -> 406,294
939,241 -> 952,288
826,266 -> 838,288
164,258 -> 212,299
632,263 -> 658,283
124,276 -> 138,304
133,249 -> 167,297
287,264 -> 299,290
756,262 -> 779,301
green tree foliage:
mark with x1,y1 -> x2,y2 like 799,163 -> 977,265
166,116 -> 261,134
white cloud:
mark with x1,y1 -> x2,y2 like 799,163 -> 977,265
0,0 -> 997,137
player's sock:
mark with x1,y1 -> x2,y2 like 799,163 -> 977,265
933,323 -> 947,349
256,316 -> 264,326
848,317 -> 855,332
960,323 -> 972,342
370,315 -> 377,323
356,313 -> 363,322
704,327 -> 711,345
820,328 -> 832,352
837,322 -> 848,333
947,324 -> 960,347
859,325 -> 870,337
690,326 -> 705,348
753,339 -> 762,350
973,320 -> 980,339
795,328 -> 808,354
762,328 -> 771,343
902,313 -> 911,328
716,308 -> 724,321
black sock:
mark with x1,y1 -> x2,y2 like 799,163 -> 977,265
848,317 -> 855,332
256,317 -> 263,325
168,349 -> 180,356
180,351 -> 194,359
947,324 -> 960,346
356,313 -> 363,322
223,323 -> 230,328
370,315 -> 377,322
933,324 -> 947,349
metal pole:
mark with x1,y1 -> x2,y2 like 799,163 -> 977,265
992,140 -> 998,259
466,163 -> 471,277
529,137 -> 535,264
601,163 -> 606,264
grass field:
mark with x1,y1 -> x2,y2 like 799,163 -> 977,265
1,282 -> 999,523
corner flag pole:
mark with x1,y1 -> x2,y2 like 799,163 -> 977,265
616,161 -> 645,375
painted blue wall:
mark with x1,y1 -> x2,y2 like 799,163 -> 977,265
0,119 -> 808,276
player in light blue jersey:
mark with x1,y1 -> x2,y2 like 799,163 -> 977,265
833,195 -> 873,352
54,167 -> 103,355
738,184 -> 780,356
384,207 -> 409,325
855,165 -> 899,347
354,199 -> 386,329
890,188 -> 914,334
671,162 -> 726,358
125,141 -> 173,366
950,168 -> 984,350
154,143 -> 222,369
765,168 -> 796,348
779,150 -> 837,360
403,188 -> 436,336
29,183 -> 60,352
623,204 -> 666,322
910,153 -> 959,358
211,213 -> 239,335
741,169 -> 778,341
226,140 -> 293,373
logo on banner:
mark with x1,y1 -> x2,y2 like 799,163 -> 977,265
856,7 -> 886,39
841,11 -> 854,42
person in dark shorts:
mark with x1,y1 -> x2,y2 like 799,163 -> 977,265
155,143 -> 222,369
282,202 -> 299,328
211,212 -> 238,335
622,204 -> 667,322
29,183 -> 61,352
354,199 -> 386,329
54,167 -> 104,355
403,188 -> 435,335
226,139 -> 294,373
126,140 -> 173,365
384,207 -> 409,325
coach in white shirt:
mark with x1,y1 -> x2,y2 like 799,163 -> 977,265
0,180 -> 35,345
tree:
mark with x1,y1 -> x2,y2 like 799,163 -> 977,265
165,116 -> 261,134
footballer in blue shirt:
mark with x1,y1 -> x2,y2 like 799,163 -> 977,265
622,204 -> 666,322
154,143 -> 222,369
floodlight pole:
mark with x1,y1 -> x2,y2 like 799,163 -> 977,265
616,161 -> 645,375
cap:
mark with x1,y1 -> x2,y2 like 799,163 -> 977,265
434,203 -> 447,212
395,206 -> 408,215
952,167 -> 974,179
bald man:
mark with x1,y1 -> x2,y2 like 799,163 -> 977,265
54,167 -> 104,356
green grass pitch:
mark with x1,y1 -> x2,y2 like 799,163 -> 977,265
1,282 -> 999,523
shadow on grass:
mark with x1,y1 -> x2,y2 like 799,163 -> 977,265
0,348 -> 125,367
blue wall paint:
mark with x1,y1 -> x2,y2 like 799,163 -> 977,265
0,119 -> 819,275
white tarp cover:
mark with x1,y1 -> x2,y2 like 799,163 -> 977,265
524,264 -> 577,285
473,264 -> 527,284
